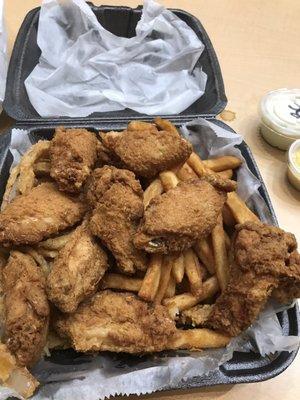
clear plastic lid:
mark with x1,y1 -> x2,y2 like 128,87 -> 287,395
260,89 -> 300,138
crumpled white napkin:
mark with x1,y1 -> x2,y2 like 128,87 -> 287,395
25,0 -> 207,118
0,0 -> 7,109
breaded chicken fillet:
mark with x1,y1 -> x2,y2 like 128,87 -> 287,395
46,223 -> 108,313
50,127 -> 99,193
0,183 -> 86,246
88,167 -> 148,274
3,251 -> 49,367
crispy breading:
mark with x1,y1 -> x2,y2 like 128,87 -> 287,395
88,167 -> 148,274
54,290 -> 176,353
0,182 -> 86,247
134,179 -> 227,254
50,127 -> 99,193
86,166 -> 143,207
207,222 -> 300,336
46,223 -> 108,313
101,127 -> 192,178
272,251 -> 300,304
3,251 -> 49,367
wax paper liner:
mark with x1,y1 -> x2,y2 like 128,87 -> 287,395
0,119 -> 299,400
25,0 -> 207,117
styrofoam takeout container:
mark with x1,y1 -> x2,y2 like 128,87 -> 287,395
0,2 -> 299,395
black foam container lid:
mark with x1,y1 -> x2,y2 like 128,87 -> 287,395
3,3 -> 227,124
0,1 -> 299,395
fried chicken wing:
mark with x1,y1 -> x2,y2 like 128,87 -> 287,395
50,127 -> 99,193
88,167 -> 148,274
46,223 -> 108,313
54,290 -> 176,353
0,182 -> 86,246
207,222 -> 300,336
3,251 -> 50,367
134,179 -> 227,254
100,124 -> 192,178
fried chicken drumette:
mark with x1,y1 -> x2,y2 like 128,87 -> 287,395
50,127 -> 99,193
88,166 -> 148,274
134,179 -> 230,254
3,251 -> 50,367
206,222 -> 300,336
46,223 -> 108,313
0,182 -> 86,247
100,122 -> 192,178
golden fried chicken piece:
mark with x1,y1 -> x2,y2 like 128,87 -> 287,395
55,290 -> 176,353
86,165 -> 142,207
272,251 -> 300,304
100,125 -> 192,178
0,182 -> 86,246
88,167 -> 148,274
50,127 -> 99,193
46,223 -> 108,313
134,179 -> 228,254
207,222 -> 300,336
3,251 -> 50,367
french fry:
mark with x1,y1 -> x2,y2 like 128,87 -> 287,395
193,238 -> 215,274
143,179 -> 163,208
18,141 -> 51,195
138,254 -> 162,302
38,232 -> 72,250
224,230 -> 231,250
172,254 -> 185,283
217,169 -> 233,179
163,276 -> 219,318
128,121 -> 156,131
203,156 -> 242,172
187,152 -> 209,177
184,249 -> 203,297
212,215 -> 230,291
101,273 -> 143,292
226,192 -> 259,224
164,275 -> 176,298
154,255 -> 174,304
33,161 -> 51,176
222,203 -> 236,227
1,165 -> 20,210
176,162 -> 198,181
37,248 -> 59,259
154,117 -> 178,135
169,329 -> 230,350
22,248 -> 49,276
159,171 -> 179,191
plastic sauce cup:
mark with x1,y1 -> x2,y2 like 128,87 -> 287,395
287,139 -> 300,191
259,89 -> 300,150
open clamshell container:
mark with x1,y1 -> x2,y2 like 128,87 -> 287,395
1,2 -> 299,394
